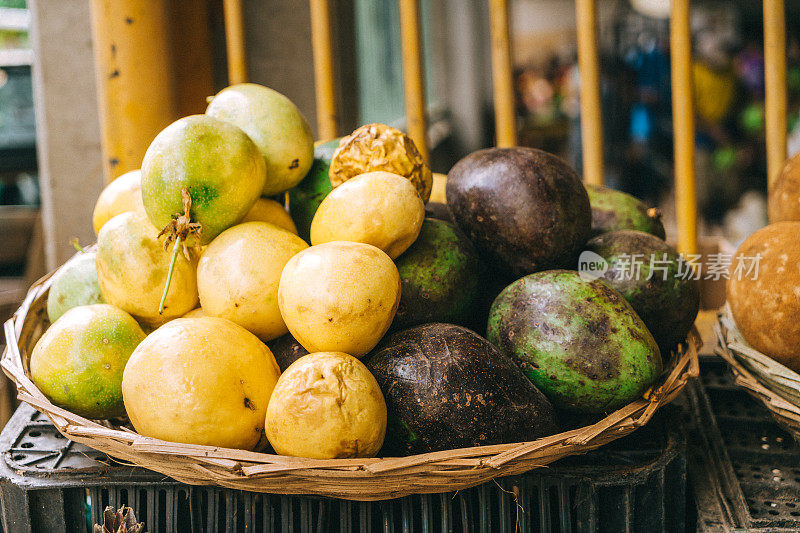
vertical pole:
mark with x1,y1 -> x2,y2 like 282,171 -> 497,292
670,0 -> 698,255
399,0 -> 429,160
764,0 -> 787,192
488,0 -> 517,147
89,0 -> 176,183
309,0 -> 339,141
223,0 -> 248,84
575,0 -> 604,186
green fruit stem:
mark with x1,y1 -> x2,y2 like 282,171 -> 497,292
159,234 -> 182,315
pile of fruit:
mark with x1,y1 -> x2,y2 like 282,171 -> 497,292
30,83 -> 700,460
728,150 -> 800,374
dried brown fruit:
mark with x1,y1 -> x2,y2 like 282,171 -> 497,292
329,123 -> 433,202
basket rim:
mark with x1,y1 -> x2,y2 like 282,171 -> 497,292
715,310 -> 800,432
1,259 -> 701,500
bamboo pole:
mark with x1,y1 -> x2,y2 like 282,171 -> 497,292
764,0 -> 787,191
575,0 -> 604,186
309,0 -> 339,141
223,0 -> 248,84
670,0 -> 698,255
89,0 -> 176,183
488,0 -> 517,147
399,0 -> 429,161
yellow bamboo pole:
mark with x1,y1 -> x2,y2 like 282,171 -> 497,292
223,0 -> 248,84
575,0 -> 604,186
488,0 -> 517,147
764,0 -> 787,191
399,0 -> 429,161
670,0 -> 698,255
309,0 -> 339,141
89,0 -> 176,183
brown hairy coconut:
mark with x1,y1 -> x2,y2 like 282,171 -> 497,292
727,221 -> 800,371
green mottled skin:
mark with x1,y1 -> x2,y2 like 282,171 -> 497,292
30,304 -> 145,419
141,115 -> 266,245
586,184 -> 666,239
586,230 -> 700,353
287,139 -> 339,241
47,252 -> 105,323
392,218 -> 484,329
487,270 -> 662,414
206,84 -> 314,196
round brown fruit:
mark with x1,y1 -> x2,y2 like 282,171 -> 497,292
446,147 -> 591,277
727,222 -> 800,371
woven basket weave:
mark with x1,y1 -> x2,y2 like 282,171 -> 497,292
2,264 -> 701,501
715,307 -> 800,440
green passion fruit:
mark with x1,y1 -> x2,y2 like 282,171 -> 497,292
30,304 -> 146,419
141,114 -> 266,247
206,83 -> 314,196
140,114 -> 266,314
287,139 -> 339,241
47,251 -> 105,323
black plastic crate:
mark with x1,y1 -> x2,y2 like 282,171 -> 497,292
689,357 -> 800,532
0,403 -> 687,533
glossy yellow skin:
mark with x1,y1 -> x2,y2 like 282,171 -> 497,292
206,84 -> 314,196
122,317 -> 281,450
198,222 -> 308,341
241,197 -> 297,234
278,242 -> 400,357
92,169 -> 145,234
96,211 -> 199,327
310,171 -> 425,259
181,307 -> 205,318
31,304 -> 145,419
266,352 -> 386,459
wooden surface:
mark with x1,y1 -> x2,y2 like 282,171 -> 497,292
575,0 -> 604,186
89,0 -> 176,183
29,0 -> 103,269
222,0 -> 248,84
488,0 -> 517,148
399,0 -> 429,160
669,0 -> 698,256
309,0 -> 339,141
763,0 -> 787,191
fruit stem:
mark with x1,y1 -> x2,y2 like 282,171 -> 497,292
70,238 -> 84,253
159,234 -> 182,315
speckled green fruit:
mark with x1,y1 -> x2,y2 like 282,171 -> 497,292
141,115 -> 266,245
287,139 -> 339,241
30,304 -> 146,419
47,252 -> 105,323
393,218 -> 484,329
487,270 -> 662,414
585,230 -> 699,354
206,84 -> 314,196
586,184 -> 666,239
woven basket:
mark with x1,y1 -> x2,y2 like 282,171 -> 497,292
715,307 -> 800,440
2,264 -> 701,501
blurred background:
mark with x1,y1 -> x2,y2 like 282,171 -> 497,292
0,0 -> 799,325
